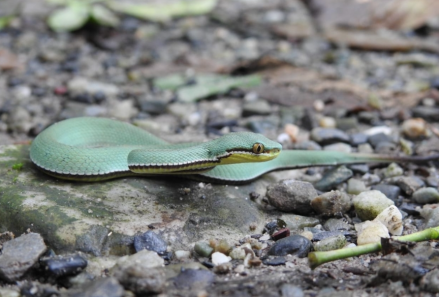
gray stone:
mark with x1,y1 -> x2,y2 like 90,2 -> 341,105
0,233 -> 47,282
67,277 -> 124,297
242,100 -> 271,116
412,187 -> 439,204
323,142 -> 352,153
323,218 -> 351,232
194,242 -> 214,257
280,284 -> 304,297
353,190 -> 394,221
293,141 -> 322,150
134,231 -> 167,254
267,235 -> 311,258
346,178 -> 366,195
280,214 -> 320,230
173,269 -> 215,289
368,133 -> 392,148
313,234 -> 347,252
349,133 -> 368,146
313,166 -> 353,191
412,106 -> 439,122
371,184 -> 401,201
266,180 -> 318,214
421,268 -> 439,293
310,128 -> 350,145
310,190 -> 352,216
421,207 -> 439,228
393,176 -> 425,196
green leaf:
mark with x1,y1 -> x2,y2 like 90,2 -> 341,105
91,4 -> 119,27
109,0 -> 217,22
0,15 -> 13,30
153,74 -> 187,91
47,1 -> 91,32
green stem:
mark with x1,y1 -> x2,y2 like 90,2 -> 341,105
308,226 -> 439,269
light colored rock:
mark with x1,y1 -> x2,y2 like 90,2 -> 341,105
355,220 -> 389,245
353,190 -> 394,221
211,252 -> 231,266
374,205 -> 403,235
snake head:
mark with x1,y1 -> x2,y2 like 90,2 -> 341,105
210,132 -> 282,165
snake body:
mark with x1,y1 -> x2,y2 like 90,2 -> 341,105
30,117 -> 439,183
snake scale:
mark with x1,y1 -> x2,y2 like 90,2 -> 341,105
30,117 -> 439,183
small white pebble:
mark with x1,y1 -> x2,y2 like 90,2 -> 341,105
277,132 -> 291,144
364,126 -> 392,136
211,252 -> 231,265
313,100 -> 324,112
259,234 -> 271,241
174,250 -> 191,260
374,205 -> 403,235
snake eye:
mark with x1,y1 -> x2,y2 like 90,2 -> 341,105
252,143 -> 264,154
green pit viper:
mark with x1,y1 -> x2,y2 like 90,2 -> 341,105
30,117 -> 439,183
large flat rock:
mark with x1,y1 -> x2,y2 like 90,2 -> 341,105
0,145 -> 291,255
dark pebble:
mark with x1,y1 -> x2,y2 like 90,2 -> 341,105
60,60 -> 79,72
400,202 -> 420,216
395,176 -> 425,196
139,100 -> 168,115
246,120 -> 277,134
368,133 -> 392,148
134,231 -> 167,255
264,219 -> 287,235
350,133 -> 368,146
7,77 -> 24,87
207,119 -> 238,129
40,254 -> 87,278
374,141 -> 397,154
263,256 -> 286,266
173,269 -> 215,289
313,166 -> 353,191
71,93 -> 94,104
358,111 -> 379,124
201,261 -> 214,269
302,108 -> 319,130
267,235 -> 311,258
32,86 -> 46,97
412,106 -> 439,122
310,128 -> 350,145
294,141 -> 322,150
371,184 -> 401,201
272,228 -> 290,241
93,91 -> 106,103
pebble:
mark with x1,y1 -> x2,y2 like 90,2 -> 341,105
310,128 -> 350,145
383,163 -> 404,178
68,277 -> 124,297
0,233 -> 47,282
294,141 -> 322,150
347,178 -> 366,195
211,252 -> 231,266
313,166 -> 353,191
134,231 -> 167,255
319,116 -> 336,128
352,190 -> 394,221
194,242 -> 214,257
421,269 -> 439,293
174,250 -> 191,260
262,256 -> 286,266
40,254 -> 87,278
310,190 -> 352,216
280,214 -> 320,230
313,234 -> 347,252
348,164 -> 369,174
355,220 -> 389,245
272,228 -> 290,241
402,118 -> 429,138
350,133 -> 368,146
371,184 -> 401,201
111,250 -> 165,295
267,235 -> 312,258
393,176 -> 425,196
173,269 -> 215,290
242,100 -> 271,116
374,141 -> 397,154
68,77 -> 119,98
266,180 -> 317,214
335,117 -> 358,131
420,207 -> 439,228
412,187 -> 439,204
323,142 -> 352,153
357,143 -> 374,154
108,99 -> 138,120
374,205 -> 403,235
323,218 -> 351,232
368,132 -> 392,148
284,123 -> 299,142
280,284 -> 304,297
412,106 -> 439,122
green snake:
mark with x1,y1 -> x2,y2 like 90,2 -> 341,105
30,117 -> 439,183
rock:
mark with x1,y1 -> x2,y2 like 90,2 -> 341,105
134,231 -> 167,255
319,116 -> 336,128
349,133 -> 368,146
262,256 -> 286,266
348,164 -> 369,174
75,225 -> 110,256
174,250 -> 191,260
357,143 -> 374,154
412,106 -> 439,122
267,235 -> 311,258
242,100 -> 271,116
313,166 -> 353,191
402,118 -> 430,138
67,277 -> 124,297
346,178 -> 366,195
355,220 -> 389,245
374,205 -> 403,235
323,142 -> 352,153
313,234 -> 347,252
173,269 -> 215,289
68,77 -> 119,98
194,242 -> 214,257
0,288 -> 20,297
335,117 -> 358,131
310,128 -> 350,145
266,180 -> 317,214
383,163 -> 404,178
108,99 -> 138,120
368,133 -> 392,148
272,228 -> 290,241
420,207 -> 439,228
353,190 -> 394,221
371,184 -> 401,201
310,190 -> 352,216
0,233 -> 47,282
394,176 -> 425,196
294,141 -> 322,150
112,250 -> 165,295
421,269 -> 439,293
280,284 -> 304,297
412,187 -> 439,204
40,254 -> 87,278
323,218 -> 351,232
280,214 -> 320,230
211,252 -> 231,265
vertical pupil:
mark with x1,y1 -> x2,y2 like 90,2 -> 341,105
257,145 -> 261,152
